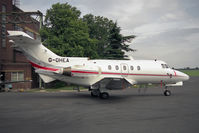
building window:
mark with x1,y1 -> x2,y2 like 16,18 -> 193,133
1,5 -> 6,48
130,66 -> 134,70
115,65 -> 119,70
108,65 -> 112,70
11,72 -> 24,81
137,66 -> 141,70
14,25 -> 23,31
26,31 -> 34,38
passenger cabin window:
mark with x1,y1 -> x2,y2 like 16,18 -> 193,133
115,65 -> 119,70
137,66 -> 141,70
123,66 -> 127,70
130,66 -> 134,70
108,65 -> 112,70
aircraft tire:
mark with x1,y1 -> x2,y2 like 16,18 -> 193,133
91,91 -> 98,97
164,90 -> 171,96
100,92 -> 109,99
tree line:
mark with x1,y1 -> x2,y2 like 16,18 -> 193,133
40,3 -> 136,59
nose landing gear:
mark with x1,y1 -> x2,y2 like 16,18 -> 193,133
163,85 -> 171,96
164,89 -> 171,96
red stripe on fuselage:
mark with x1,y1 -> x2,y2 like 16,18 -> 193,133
72,70 -> 169,77
29,61 -> 59,71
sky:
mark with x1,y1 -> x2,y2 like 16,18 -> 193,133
20,0 -> 199,68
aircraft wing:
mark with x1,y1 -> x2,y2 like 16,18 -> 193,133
91,77 -> 137,90
124,78 -> 137,85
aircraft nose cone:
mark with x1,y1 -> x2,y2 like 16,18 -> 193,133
184,73 -> 190,81
176,70 -> 189,81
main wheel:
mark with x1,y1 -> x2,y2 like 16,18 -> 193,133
100,92 -> 109,99
164,90 -> 171,96
91,91 -> 99,97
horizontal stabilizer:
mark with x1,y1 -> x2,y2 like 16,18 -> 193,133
39,74 -> 56,83
8,31 -> 41,45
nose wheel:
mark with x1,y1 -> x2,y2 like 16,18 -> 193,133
164,90 -> 171,96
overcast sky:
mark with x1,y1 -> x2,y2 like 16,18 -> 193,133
20,0 -> 199,68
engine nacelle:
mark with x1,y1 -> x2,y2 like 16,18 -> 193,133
60,67 -> 72,76
60,65 -> 100,77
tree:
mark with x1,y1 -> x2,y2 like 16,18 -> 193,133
83,14 -> 114,58
104,22 -> 136,59
83,14 -> 136,59
40,3 -> 136,59
40,3 -> 98,58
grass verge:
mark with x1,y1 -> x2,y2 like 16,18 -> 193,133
178,69 -> 199,76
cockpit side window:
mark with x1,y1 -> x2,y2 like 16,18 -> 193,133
161,64 -> 165,68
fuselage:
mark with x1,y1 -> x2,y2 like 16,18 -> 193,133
30,57 -> 189,87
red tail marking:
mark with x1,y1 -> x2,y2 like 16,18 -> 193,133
174,70 -> 177,76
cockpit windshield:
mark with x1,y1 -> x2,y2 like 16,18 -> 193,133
165,64 -> 169,68
161,64 -> 169,69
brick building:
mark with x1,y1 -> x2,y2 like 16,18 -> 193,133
0,0 -> 40,89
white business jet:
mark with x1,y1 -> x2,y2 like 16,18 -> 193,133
8,31 -> 189,99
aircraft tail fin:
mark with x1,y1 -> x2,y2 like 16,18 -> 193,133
8,31 -> 60,83
7,30 -> 60,65
7,31 -> 88,65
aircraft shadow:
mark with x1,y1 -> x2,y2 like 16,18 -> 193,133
33,92 -> 165,104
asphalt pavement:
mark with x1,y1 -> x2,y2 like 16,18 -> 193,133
0,77 -> 199,133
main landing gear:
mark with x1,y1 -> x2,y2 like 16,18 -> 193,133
99,92 -> 109,99
90,89 -> 110,99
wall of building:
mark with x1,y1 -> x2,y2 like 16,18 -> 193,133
0,0 -> 40,89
